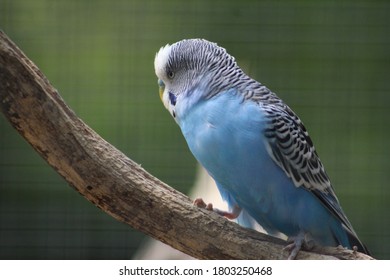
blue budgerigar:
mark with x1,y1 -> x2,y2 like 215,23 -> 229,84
154,39 -> 369,259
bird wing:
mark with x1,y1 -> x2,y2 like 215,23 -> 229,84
260,102 -> 357,232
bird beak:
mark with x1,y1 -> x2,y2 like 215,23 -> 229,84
158,79 -> 165,101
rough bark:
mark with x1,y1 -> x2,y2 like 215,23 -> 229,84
0,30 -> 372,260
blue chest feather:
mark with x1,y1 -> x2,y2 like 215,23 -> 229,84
176,89 -> 349,247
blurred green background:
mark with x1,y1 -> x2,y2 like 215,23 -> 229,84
0,0 -> 389,259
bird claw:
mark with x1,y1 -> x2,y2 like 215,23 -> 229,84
283,241 -> 303,260
283,232 -> 314,260
194,198 -> 213,211
193,198 -> 241,219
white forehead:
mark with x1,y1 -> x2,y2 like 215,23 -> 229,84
154,44 -> 172,78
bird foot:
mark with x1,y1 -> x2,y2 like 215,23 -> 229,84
283,232 -> 314,260
193,198 -> 241,219
193,198 -> 214,211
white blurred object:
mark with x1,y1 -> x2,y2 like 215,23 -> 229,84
134,165 -> 224,259
133,164 -> 269,260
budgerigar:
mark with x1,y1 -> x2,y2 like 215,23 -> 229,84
154,39 -> 369,259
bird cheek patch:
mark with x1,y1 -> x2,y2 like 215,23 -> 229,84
169,91 -> 177,106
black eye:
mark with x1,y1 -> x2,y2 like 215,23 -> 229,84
167,70 -> 174,79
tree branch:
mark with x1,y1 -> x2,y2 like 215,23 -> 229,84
0,30 -> 372,260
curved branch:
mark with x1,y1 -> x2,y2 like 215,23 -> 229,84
0,30 -> 372,260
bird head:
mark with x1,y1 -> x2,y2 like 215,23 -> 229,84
154,39 -> 240,119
